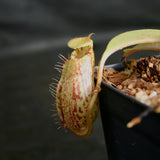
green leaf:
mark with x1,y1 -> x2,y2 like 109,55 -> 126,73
123,42 -> 160,59
96,29 -> 160,86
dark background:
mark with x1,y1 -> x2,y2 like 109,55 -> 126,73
2,0 -> 160,160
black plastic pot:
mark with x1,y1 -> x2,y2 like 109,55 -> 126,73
95,62 -> 160,160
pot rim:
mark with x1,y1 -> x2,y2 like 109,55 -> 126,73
94,62 -> 151,110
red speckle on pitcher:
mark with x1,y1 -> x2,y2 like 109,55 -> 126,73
55,35 -> 99,137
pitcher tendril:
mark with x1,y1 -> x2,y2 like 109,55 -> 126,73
53,29 -> 160,137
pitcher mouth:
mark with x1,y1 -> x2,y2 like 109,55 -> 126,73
71,46 -> 90,59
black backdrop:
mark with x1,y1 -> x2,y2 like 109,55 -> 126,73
2,0 -> 160,160
0,0 -> 160,51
